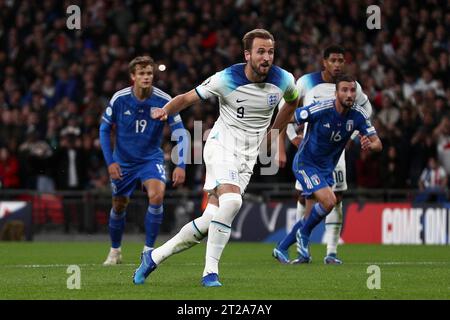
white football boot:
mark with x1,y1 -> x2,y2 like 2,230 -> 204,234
103,248 -> 122,265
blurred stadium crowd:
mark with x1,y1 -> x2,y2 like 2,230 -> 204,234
0,0 -> 449,196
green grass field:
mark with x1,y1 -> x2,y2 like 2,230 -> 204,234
0,242 -> 449,300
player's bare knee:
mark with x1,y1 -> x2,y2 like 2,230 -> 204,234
148,191 -> 164,205
112,197 -> 129,213
208,193 -> 219,207
322,202 -> 334,213
321,195 -> 336,213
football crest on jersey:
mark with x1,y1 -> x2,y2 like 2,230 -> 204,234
311,174 -> 321,186
346,120 -> 354,132
267,93 -> 280,108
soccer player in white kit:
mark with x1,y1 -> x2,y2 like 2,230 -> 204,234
133,29 -> 299,287
272,45 -> 373,264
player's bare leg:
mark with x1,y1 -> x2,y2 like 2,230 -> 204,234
324,191 -> 344,264
142,178 -> 166,252
104,196 -> 129,265
202,184 -> 242,287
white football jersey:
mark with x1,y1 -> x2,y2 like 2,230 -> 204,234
300,72 -> 371,114
196,63 -> 298,160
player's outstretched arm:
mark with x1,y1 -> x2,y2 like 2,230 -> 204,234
152,89 -> 201,121
265,98 -> 298,151
277,129 -> 287,168
269,98 -> 299,140
277,97 -> 303,146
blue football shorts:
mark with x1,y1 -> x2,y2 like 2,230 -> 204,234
293,163 -> 334,197
110,159 -> 166,197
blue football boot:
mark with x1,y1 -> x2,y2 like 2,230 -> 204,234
291,228 -> 311,264
201,273 -> 222,287
272,247 -> 290,264
324,253 -> 343,265
133,249 -> 157,285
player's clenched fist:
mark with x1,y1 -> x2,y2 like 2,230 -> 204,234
152,108 -> 168,121
108,162 -> 122,180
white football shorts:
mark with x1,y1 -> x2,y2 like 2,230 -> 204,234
203,138 -> 256,195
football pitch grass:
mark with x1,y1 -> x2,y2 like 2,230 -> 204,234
0,242 -> 449,300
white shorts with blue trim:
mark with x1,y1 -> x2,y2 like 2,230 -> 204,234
203,138 -> 256,195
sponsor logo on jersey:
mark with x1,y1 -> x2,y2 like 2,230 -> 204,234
124,110 -> 131,115
106,107 -> 112,116
267,93 -> 280,108
346,120 -> 354,132
236,98 -> 247,103
323,123 -> 330,128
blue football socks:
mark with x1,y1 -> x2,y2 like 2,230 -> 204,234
300,203 -> 328,237
109,209 -> 126,249
278,219 -> 303,251
145,204 -> 164,248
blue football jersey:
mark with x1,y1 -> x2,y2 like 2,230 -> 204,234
101,86 -> 183,166
294,99 -> 376,173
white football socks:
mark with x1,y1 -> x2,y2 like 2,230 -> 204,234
296,200 -> 305,221
325,201 -> 343,256
151,203 -> 218,265
203,193 -> 242,277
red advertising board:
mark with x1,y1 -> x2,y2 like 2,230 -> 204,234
342,202 -> 449,245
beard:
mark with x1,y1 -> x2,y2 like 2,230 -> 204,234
339,97 -> 355,109
250,60 -> 271,77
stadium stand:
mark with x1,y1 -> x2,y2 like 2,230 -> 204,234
0,0 -> 449,232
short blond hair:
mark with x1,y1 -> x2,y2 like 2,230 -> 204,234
242,29 -> 275,51
128,56 -> 154,74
